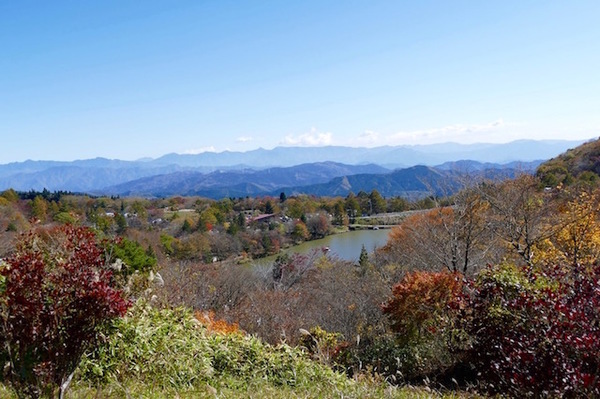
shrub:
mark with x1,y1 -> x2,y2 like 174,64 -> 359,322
299,326 -> 344,365
106,237 -> 157,275
80,302 -> 214,390
0,225 -> 129,398
102,236 -> 158,296
195,310 -> 241,335
52,211 -> 76,224
333,332 -> 451,384
336,271 -> 467,384
462,263 -> 600,397
382,271 -> 464,344
80,302 -> 351,392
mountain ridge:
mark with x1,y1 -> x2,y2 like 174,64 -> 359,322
101,160 -> 540,199
0,139 -> 588,195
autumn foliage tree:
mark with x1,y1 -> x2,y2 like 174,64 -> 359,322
534,190 -> 600,267
306,212 -> 331,239
481,174 -> 554,265
0,225 -> 130,398
335,270 -> 466,383
382,270 -> 463,342
382,198 -> 492,275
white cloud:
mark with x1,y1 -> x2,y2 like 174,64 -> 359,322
277,120 -> 512,150
183,146 -> 217,154
236,136 -> 254,143
280,128 -> 333,146
387,119 -> 506,145
347,130 -> 381,146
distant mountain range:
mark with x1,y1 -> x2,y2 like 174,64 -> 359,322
100,162 -> 390,198
0,139 -> 588,198
150,139 -> 584,169
273,162 -> 542,199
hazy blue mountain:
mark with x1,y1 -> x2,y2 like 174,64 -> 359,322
273,166 -> 447,198
434,159 -> 543,172
276,164 -> 533,199
100,162 -> 390,197
0,160 -> 72,179
148,139 -> 586,169
0,158 -> 148,178
101,161 -> 534,199
0,165 -> 187,192
0,139 -> 586,193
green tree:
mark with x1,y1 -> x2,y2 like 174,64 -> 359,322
108,237 -> 157,276
160,233 -> 175,256
227,220 -> 239,235
284,198 -> 303,219
1,189 -> 19,203
292,220 -> 310,242
265,200 -> 275,214
237,212 -> 245,226
181,218 -> 194,233
53,212 -> 76,224
388,196 -> 409,213
31,195 -> 48,222
131,201 -> 148,221
96,216 -> 114,234
332,200 -> 348,226
358,245 -> 370,274
198,208 -> 217,232
344,193 -> 360,223
356,191 -> 371,215
114,213 -> 127,235
48,201 -> 59,214
369,190 -> 386,214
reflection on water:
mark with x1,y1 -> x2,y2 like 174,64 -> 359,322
255,229 -> 391,266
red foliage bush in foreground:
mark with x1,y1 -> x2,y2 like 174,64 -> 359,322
0,226 -> 130,398
462,263 -> 600,397
353,265 -> 600,396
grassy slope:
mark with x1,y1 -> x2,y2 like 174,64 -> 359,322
0,302 -> 473,398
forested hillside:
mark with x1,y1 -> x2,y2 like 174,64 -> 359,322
1,139 -> 600,397
537,137 -> 600,186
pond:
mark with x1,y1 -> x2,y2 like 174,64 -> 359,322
254,228 -> 392,266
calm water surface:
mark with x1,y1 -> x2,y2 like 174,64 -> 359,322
255,229 -> 391,265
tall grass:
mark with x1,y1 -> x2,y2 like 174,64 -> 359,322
1,301 -> 472,398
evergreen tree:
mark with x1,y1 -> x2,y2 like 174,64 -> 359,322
358,244 -> 370,270
370,190 -> 386,214
181,218 -> 193,233
265,200 -> 274,214
236,212 -> 246,228
115,213 -> 128,235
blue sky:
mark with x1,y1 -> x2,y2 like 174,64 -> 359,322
1,1 -> 598,163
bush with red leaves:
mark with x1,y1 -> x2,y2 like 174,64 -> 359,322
463,263 -> 600,397
374,271 -> 467,382
382,270 -> 464,342
0,225 -> 130,398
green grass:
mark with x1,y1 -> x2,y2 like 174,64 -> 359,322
0,301 -> 479,398
0,381 -> 470,399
